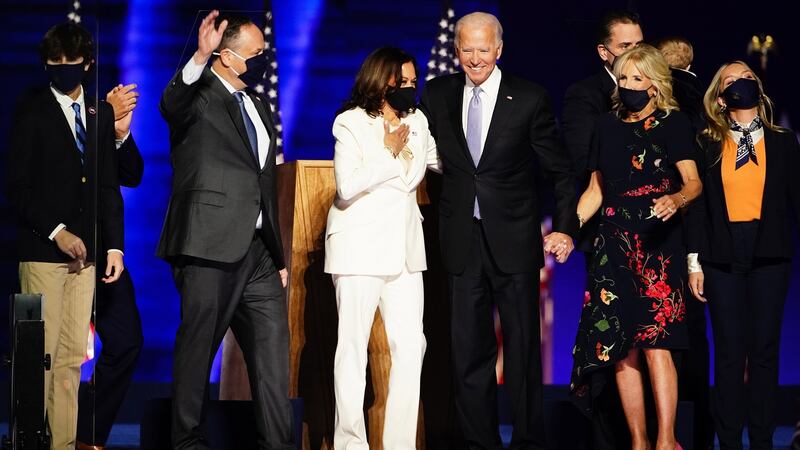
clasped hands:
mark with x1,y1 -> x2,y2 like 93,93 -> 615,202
543,232 -> 574,263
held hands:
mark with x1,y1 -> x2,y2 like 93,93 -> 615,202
194,10 -> 228,65
652,194 -> 680,221
543,232 -> 574,263
106,83 -> 139,138
102,252 -> 125,284
383,122 -> 409,158
688,271 -> 706,302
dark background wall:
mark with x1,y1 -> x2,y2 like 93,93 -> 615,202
0,0 -> 797,388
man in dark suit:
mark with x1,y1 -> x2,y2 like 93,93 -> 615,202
5,22 -> 128,450
560,11 -> 643,450
421,12 -> 577,449
157,11 -> 292,450
76,83 -> 145,450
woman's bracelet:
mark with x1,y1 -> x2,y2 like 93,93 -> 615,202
577,212 -> 585,228
677,192 -> 688,208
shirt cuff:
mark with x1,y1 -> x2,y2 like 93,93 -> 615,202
687,253 -> 702,273
115,131 -> 131,149
181,57 -> 206,85
107,249 -> 124,256
49,223 -> 67,241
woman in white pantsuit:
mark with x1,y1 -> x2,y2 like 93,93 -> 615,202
325,47 -> 440,450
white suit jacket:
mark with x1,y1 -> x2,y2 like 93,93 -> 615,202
324,107 -> 440,276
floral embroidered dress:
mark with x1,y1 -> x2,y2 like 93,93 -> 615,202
570,110 -> 696,414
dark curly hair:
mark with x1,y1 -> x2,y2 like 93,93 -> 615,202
39,22 -> 94,66
337,46 -> 418,118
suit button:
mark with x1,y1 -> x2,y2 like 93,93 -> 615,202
473,173 -> 479,181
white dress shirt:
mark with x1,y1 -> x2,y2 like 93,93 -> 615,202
48,85 -> 125,255
462,66 -> 502,157
181,58 -> 272,229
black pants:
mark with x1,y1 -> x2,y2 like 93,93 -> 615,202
704,221 -> 790,450
76,266 -> 143,445
170,235 -> 293,450
449,221 -> 544,450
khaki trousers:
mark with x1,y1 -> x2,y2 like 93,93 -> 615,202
19,262 -> 95,450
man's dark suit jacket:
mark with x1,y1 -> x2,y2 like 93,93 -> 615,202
157,68 -> 284,269
561,70 -> 616,252
6,87 -> 126,263
670,68 -> 706,134
421,71 -> 577,274
687,128 -> 800,264
562,70 -> 616,177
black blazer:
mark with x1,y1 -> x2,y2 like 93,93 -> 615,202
5,87 -> 125,263
561,70 -> 616,251
157,68 -> 285,268
421,71 -> 577,274
561,70 -> 616,176
670,68 -> 706,134
687,127 -> 800,263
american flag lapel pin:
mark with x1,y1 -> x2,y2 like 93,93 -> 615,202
88,106 -> 97,115
506,95 -> 513,100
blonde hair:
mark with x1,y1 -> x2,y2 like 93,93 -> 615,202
702,60 -> 783,143
611,44 -> 679,117
656,37 -> 693,70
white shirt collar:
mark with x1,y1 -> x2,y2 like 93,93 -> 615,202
465,65 -> 502,97
674,67 -> 697,77
604,66 -> 617,85
210,67 -> 240,95
51,84 -> 85,109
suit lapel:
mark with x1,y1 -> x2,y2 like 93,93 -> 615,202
45,91 -> 84,164
206,70 -> 260,170
481,78 -> 515,167
248,90 -> 277,172
85,97 -> 97,162
708,140 -> 730,221
446,74 -> 474,167
759,128 -> 776,220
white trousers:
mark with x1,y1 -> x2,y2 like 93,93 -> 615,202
332,267 -> 426,450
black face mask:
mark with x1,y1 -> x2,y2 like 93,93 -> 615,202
722,78 -> 760,110
618,86 -> 652,113
218,49 -> 270,88
46,63 -> 86,94
385,87 -> 416,113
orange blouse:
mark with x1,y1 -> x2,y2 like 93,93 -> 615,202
721,137 -> 766,221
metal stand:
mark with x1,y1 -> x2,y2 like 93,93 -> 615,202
3,294 -> 51,449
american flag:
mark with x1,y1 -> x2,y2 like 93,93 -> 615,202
253,1 -> 284,163
67,0 -> 81,23
425,1 -> 460,81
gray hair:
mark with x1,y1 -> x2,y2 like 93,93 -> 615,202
454,12 -> 503,47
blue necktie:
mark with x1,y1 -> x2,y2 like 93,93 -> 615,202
731,116 -> 763,170
234,91 -> 260,165
71,102 -> 86,164
466,86 -> 482,219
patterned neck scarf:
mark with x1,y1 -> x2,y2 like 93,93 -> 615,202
730,116 -> 763,170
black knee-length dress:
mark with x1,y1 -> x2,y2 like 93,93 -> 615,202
570,109 -> 696,414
